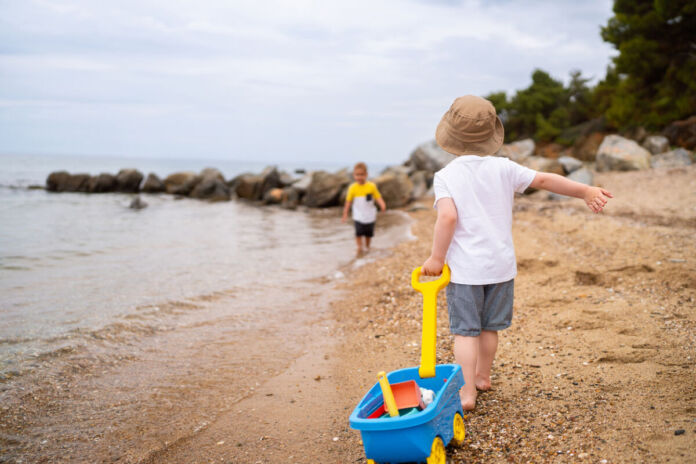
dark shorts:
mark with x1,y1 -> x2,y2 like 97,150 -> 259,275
446,279 -> 514,337
354,221 -> 375,237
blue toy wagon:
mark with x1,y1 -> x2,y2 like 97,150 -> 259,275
349,265 -> 466,464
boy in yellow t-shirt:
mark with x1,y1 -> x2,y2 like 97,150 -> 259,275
341,162 -> 386,255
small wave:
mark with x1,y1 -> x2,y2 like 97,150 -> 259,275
0,265 -> 31,271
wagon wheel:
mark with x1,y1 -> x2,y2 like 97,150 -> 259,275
450,412 -> 466,446
426,436 -> 446,464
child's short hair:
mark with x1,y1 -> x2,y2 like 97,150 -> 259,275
353,162 -> 367,172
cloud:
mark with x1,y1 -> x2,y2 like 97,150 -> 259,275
0,0 -> 615,163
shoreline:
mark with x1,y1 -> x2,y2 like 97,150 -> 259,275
140,166 -> 696,463
2,166 -> 694,463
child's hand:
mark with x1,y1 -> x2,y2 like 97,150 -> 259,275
421,256 -> 444,276
583,186 -> 613,213
341,214 -> 347,223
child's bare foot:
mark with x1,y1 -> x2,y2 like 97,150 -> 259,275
460,389 -> 477,411
356,247 -> 364,257
475,376 -> 491,391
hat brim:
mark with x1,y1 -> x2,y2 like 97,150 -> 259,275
435,115 -> 504,157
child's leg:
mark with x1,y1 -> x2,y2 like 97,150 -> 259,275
475,330 -> 498,391
364,236 -> 371,250
454,334 -> 479,411
354,236 -> 363,253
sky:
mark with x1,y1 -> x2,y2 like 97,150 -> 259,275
0,0 -> 616,166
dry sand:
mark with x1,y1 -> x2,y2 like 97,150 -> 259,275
168,166 -> 694,464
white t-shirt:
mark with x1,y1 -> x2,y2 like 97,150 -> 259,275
433,156 -> 536,285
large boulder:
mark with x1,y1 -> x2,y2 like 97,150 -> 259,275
259,166 -> 283,197
662,115 -> 696,150
199,168 -> 225,182
572,131 -> 606,161
46,171 -> 90,192
303,170 -> 350,207
231,173 -> 263,200
262,187 -> 284,205
281,188 -> 301,210
164,171 -> 201,195
374,170 -> 413,208
115,169 -> 144,193
595,135 -> 651,171
278,171 -> 296,187
141,173 -> 166,193
190,177 -> 230,201
650,148 -> 693,169
642,135 -> 670,155
496,139 -> 535,163
557,156 -> 583,174
87,173 -> 117,193
409,170 -> 429,200
521,156 -> 564,175
408,140 -> 456,172
291,172 -> 313,194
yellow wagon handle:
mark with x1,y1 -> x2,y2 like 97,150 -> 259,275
411,264 -> 450,378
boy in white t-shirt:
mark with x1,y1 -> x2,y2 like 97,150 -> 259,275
421,95 -> 613,411
342,162 -> 387,255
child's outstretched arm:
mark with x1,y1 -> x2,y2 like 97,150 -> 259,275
421,198 -> 457,276
376,197 -> 386,212
529,172 -> 614,213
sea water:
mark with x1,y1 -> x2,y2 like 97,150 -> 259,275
0,153 -> 411,461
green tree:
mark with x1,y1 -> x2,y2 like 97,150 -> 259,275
600,0 -> 696,129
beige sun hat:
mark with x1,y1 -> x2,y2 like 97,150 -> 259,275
435,95 -> 504,156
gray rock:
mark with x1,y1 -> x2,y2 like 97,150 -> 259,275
496,138 -> 535,163
259,166 -> 283,197
650,148 -> 693,169
141,173 -> 166,193
408,140 -> 456,172
129,196 -> 148,209
557,156 -> 583,174
381,165 -> 411,177
374,170 -> 413,208
281,187 -> 301,210
549,168 -> 594,200
662,115 -> 696,150
522,156 -> 565,175
303,170 -> 350,207
115,169 -> 144,193
199,168 -> 225,182
87,173 -> 117,193
278,171 -> 296,187
164,171 -> 201,195
46,171 -> 90,192
262,187 -> 284,205
291,172 -> 313,194
596,135 -> 651,171
642,135 -> 670,155
190,177 -> 230,201
231,173 -> 263,200
409,170 -> 429,200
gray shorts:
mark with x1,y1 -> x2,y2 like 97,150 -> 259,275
446,279 -> 514,337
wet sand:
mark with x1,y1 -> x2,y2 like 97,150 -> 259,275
3,166 -> 695,463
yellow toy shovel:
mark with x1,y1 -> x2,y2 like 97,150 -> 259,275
411,264 -> 450,378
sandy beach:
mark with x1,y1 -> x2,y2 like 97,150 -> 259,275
146,166 -> 695,464
3,166 -> 694,463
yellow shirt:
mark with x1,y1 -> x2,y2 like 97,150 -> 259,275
346,181 -> 381,223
